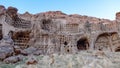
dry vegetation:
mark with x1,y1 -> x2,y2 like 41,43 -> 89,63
0,51 -> 120,68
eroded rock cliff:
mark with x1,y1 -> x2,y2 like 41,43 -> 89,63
0,5 -> 120,63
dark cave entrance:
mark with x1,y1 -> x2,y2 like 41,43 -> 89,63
77,38 -> 89,50
115,47 -> 120,52
115,49 -> 120,52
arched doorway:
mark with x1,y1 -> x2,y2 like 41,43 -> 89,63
94,32 -> 120,51
77,38 -> 89,50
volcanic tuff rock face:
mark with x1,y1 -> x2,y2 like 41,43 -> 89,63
0,5 -> 120,60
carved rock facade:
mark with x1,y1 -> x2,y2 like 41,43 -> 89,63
0,5 -> 120,57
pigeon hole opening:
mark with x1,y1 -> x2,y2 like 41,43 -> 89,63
12,31 -> 31,49
64,41 -> 68,45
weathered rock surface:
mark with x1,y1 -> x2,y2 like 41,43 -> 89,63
3,55 -> 24,64
0,5 -> 120,64
0,45 -> 14,61
13,46 -> 22,55
21,47 -> 37,56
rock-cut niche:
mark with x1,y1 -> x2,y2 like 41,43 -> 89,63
77,38 -> 89,50
41,19 -> 52,31
94,33 -> 110,51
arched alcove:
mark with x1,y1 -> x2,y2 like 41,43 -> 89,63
94,33 -> 110,51
77,37 -> 89,50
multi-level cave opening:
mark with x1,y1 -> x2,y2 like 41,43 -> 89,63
77,38 -> 89,50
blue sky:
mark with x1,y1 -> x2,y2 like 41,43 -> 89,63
0,0 -> 120,20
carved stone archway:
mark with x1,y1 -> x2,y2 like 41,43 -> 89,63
94,32 -> 120,52
94,33 -> 110,51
